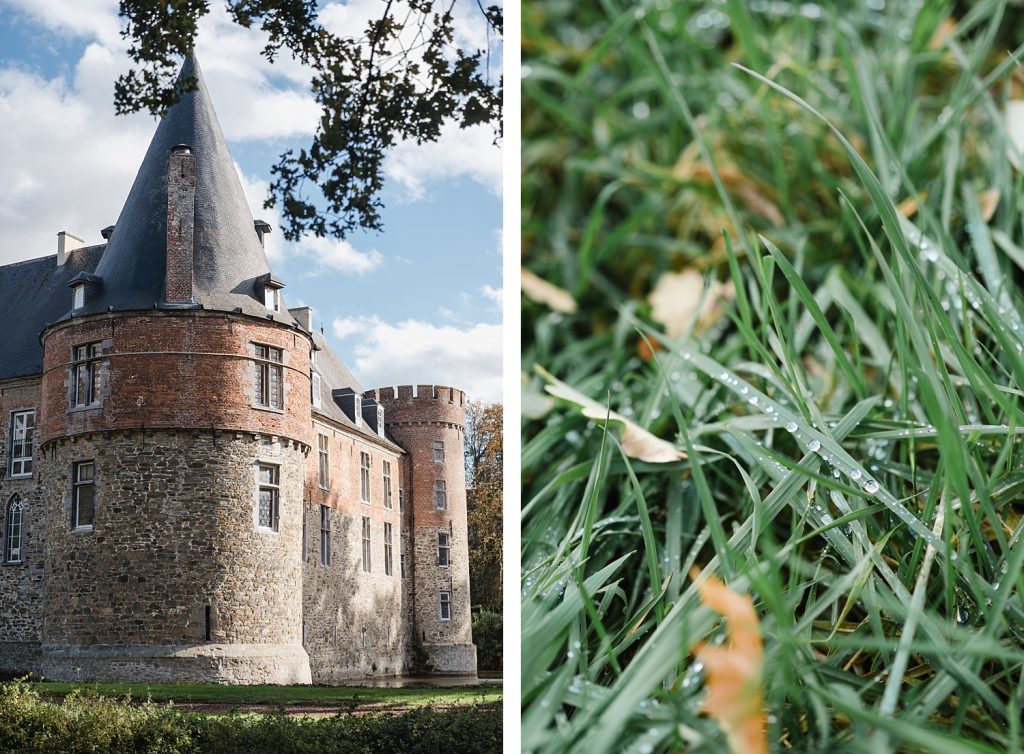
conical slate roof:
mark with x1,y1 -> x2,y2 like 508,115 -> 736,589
77,53 -> 293,322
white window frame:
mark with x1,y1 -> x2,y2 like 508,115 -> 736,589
72,460 -> 95,531
311,372 -> 322,408
400,553 -> 407,579
4,495 -> 25,563
361,516 -> 371,572
320,504 -> 331,567
398,489 -> 404,514
383,461 -> 392,510
72,284 -> 85,311
72,342 -> 102,408
434,479 -> 447,511
432,440 -> 445,464
354,395 -> 363,427
317,433 -> 330,489
384,522 -> 393,576
9,410 -> 35,478
264,286 -> 280,312
439,591 -> 451,621
360,451 -> 371,503
438,531 -> 450,568
254,344 -> 284,410
256,463 -> 280,532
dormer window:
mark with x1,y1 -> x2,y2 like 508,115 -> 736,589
256,273 -> 285,313
72,284 -> 85,310
354,395 -> 362,427
67,272 -> 101,313
377,406 -> 384,436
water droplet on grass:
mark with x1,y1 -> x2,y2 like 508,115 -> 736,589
863,479 -> 880,494
807,440 -> 821,452
785,421 -> 798,433
850,468 -> 862,481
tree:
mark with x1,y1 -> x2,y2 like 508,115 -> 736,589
115,0 -> 503,240
464,400 -> 502,611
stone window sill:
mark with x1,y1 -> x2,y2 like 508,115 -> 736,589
2,560 -> 24,566
255,526 -> 280,534
71,526 -> 94,534
68,404 -> 102,414
8,473 -> 32,481
251,404 -> 285,414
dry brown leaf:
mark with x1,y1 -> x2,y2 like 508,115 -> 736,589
539,368 -> 685,463
648,269 -> 735,340
1005,101 -> 1024,172
691,567 -> 767,754
522,268 -> 577,314
979,188 -> 1000,222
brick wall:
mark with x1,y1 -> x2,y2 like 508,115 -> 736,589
39,311 -> 314,447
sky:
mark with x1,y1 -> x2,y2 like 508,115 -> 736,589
0,0 -> 503,402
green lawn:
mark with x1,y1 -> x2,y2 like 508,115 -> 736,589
29,681 -> 501,708
523,1 -> 1024,753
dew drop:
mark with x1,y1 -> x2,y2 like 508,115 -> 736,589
863,479 -> 880,494
807,440 -> 821,452
850,468 -> 862,481
956,605 -> 970,625
748,396 -> 758,405
785,421 -> 798,433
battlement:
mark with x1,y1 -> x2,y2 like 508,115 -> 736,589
364,384 -> 465,405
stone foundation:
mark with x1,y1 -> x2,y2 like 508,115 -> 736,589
36,643 -> 311,684
0,641 -> 41,676
422,643 -> 477,674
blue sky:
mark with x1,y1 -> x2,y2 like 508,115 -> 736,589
0,0 -> 503,401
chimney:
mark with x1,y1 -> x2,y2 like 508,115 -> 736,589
254,220 -> 272,248
289,306 -> 313,331
165,144 -> 196,304
57,231 -> 86,266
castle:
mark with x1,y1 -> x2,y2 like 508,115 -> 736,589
0,55 -> 475,684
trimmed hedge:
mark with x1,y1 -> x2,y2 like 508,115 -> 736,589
0,680 -> 501,754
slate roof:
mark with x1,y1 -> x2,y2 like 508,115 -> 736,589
309,329 -> 404,452
0,246 -> 104,381
73,53 -> 295,325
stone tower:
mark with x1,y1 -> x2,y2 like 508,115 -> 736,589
366,385 -> 476,672
33,54 -> 313,683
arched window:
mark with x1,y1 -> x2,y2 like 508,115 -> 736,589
5,495 -> 24,563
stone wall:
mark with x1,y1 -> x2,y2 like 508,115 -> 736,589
0,377 -> 45,674
368,385 -> 476,673
37,429 -> 310,683
302,418 -> 409,682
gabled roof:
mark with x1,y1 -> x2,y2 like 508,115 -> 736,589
72,53 -> 294,324
0,246 -> 104,381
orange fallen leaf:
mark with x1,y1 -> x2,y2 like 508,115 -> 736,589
690,567 -> 767,754
648,269 -> 735,340
978,188 -> 1000,222
897,193 -> 927,219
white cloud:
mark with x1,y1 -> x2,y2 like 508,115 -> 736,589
0,45 -> 154,263
385,121 -> 502,201
481,284 -> 502,304
294,235 -> 383,275
5,0 -> 123,49
331,315 -> 502,402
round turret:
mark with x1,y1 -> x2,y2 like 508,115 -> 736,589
35,309 -> 315,683
365,385 -> 476,674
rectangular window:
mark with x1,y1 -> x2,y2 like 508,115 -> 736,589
311,372 -> 322,408
382,461 -> 392,510
438,531 -> 450,567
9,410 -> 35,477
439,591 -> 451,621
257,464 -> 280,531
361,516 -> 371,572
320,504 -> 331,566
398,489 -> 404,514
317,433 -> 330,489
384,522 -> 393,576
434,479 -> 447,510
72,460 -> 95,530
354,395 -> 362,427
254,344 -> 284,409
72,342 -> 102,407
432,440 -> 445,464
400,553 -> 407,579
360,452 -> 371,503
264,286 -> 280,311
